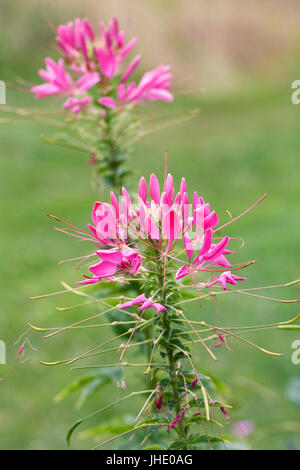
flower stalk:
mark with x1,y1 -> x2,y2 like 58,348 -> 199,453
29,171 -> 299,449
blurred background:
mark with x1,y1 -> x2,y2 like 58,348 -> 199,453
0,0 -> 300,449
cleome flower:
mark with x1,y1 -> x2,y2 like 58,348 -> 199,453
77,247 -> 142,285
58,172 -> 247,293
31,17 -> 173,114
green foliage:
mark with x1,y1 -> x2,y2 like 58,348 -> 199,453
168,433 -> 225,450
54,367 -> 122,409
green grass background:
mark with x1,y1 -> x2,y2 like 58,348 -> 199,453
0,1 -> 300,450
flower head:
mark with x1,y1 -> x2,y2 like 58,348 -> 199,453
77,247 -> 142,285
64,172 -> 246,295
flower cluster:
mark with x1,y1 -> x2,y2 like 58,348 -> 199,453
31,17 -> 173,114
72,172 -> 246,292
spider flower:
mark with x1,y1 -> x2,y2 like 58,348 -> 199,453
31,17 -> 173,113
77,248 -> 142,285
70,172 -> 246,292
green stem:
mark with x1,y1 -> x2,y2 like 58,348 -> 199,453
156,258 -> 188,442
104,111 -> 122,196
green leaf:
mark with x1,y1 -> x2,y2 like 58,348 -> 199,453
54,375 -> 95,403
187,415 -> 223,427
55,368 -> 121,406
66,420 -> 83,447
140,414 -> 169,425
79,416 -> 135,440
168,433 -> 225,450
168,440 -> 186,450
76,375 -> 111,409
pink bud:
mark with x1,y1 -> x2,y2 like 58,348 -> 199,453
220,406 -> 230,423
165,173 -> 174,203
168,411 -> 184,430
218,333 -> 225,343
138,177 -> 147,203
155,395 -> 163,410
191,376 -> 199,388
18,344 -> 24,355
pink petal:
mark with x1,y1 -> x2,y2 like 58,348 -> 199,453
120,37 -> 137,59
198,229 -> 212,257
175,265 -> 190,280
131,294 -> 147,305
138,299 -> 154,310
121,54 -> 141,82
95,249 -> 123,264
89,260 -> 118,277
204,211 -> 219,231
110,191 -> 120,219
184,233 -> 194,261
99,96 -> 116,109
205,237 -> 230,262
162,208 -> 181,242
153,303 -> 167,313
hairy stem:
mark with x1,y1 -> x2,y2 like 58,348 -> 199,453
156,256 -> 188,442
104,111 -> 122,195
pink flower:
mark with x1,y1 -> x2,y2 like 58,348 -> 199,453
32,17 -> 173,114
75,72 -> 101,92
18,344 -> 25,356
31,58 -> 74,98
175,232 -> 231,282
56,173 -> 247,294
56,18 -> 95,62
64,96 -> 92,114
207,271 -> 246,291
118,65 -> 173,104
31,58 -> 100,114
119,295 -> 166,314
